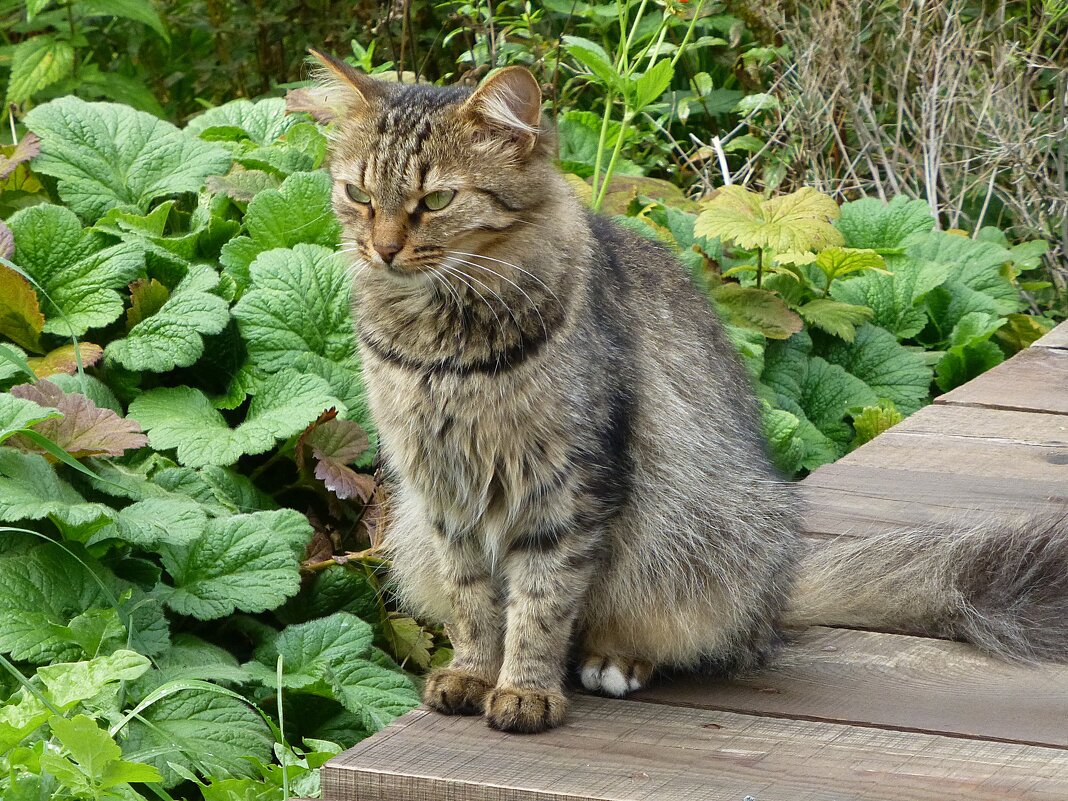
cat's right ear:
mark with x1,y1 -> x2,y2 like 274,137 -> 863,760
307,49 -> 384,114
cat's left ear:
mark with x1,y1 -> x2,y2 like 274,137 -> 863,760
308,48 -> 385,115
462,67 -> 543,155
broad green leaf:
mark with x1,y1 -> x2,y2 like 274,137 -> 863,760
187,98 -> 296,145
696,186 -> 843,253
244,612 -> 374,690
154,509 -> 311,619
0,392 -> 61,437
563,36 -> 619,88
904,230 -> 1022,315
818,323 -> 932,414
47,714 -> 163,792
23,97 -> 231,221
129,369 -> 343,467
9,379 -> 147,457
0,265 -> 45,352
830,256 -> 952,339
121,689 -> 272,787
759,402 -> 806,476
89,497 -> 207,548
206,168 -> 280,202
0,449 -> 108,527
232,243 -> 357,372
47,373 -> 122,414
37,650 -> 151,708
277,564 -> 379,626
8,204 -> 146,336
219,172 -> 340,291
712,283 -> 803,340
131,635 -> 251,701
934,312 -> 1007,392
106,264 -> 230,371
796,299 -> 873,342
836,196 -> 934,250
327,649 -> 420,732
6,36 -> 74,105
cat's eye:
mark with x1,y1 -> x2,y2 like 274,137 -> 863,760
345,184 -> 371,204
422,189 -> 456,212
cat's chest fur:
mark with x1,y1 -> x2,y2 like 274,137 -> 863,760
365,357 -> 573,544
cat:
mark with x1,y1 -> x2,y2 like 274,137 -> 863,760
311,51 -> 1068,733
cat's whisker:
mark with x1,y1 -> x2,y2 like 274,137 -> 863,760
441,260 -> 525,338
437,263 -> 509,348
445,249 -> 562,306
443,256 -> 547,342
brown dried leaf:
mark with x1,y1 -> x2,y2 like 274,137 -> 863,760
0,264 -> 44,353
0,133 -> 41,181
10,380 -> 147,458
298,413 -> 374,501
28,343 -> 104,378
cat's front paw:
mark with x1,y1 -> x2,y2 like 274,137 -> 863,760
484,686 -> 568,733
423,668 -> 494,715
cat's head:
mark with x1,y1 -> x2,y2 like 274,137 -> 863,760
311,51 -> 557,279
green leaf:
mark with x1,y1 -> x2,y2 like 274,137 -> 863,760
244,612 -> 374,690
563,36 -> 619,89
106,264 -> 230,371
187,98 -> 296,145
6,36 -> 75,105
830,256 -> 952,340
796,299 -> 873,342
934,312 -> 1007,392
0,392 -> 62,438
23,97 -> 231,221
817,323 -> 933,414
37,650 -> 151,708
232,243 -> 357,372
206,168 -> 280,202
696,186 -> 843,253
850,400 -> 904,448
0,449 -> 108,527
48,714 -> 162,792
327,649 -> 420,732
130,369 -> 343,467
131,634 -> 251,699
813,247 -> 887,285
631,59 -> 674,110
904,230 -> 1022,315
836,196 -> 935,250
154,509 -> 311,619
760,402 -> 805,476
711,283 -> 803,340
81,0 -> 169,38
8,204 -> 146,336
121,689 -> 272,787
219,172 -> 340,291
89,497 -> 207,548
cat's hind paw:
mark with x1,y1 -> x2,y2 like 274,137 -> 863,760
423,668 -> 494,715
579,655 -> 653,697
484,686 -> 568,733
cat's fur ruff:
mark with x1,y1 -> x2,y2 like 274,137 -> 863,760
312,54 -> 1068,733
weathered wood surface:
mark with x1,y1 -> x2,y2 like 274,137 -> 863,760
321,320 -> 1068,801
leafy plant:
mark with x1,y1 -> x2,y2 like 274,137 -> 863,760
0,96 -> 431,800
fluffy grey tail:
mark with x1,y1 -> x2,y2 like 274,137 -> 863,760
784,515 -> 1068,663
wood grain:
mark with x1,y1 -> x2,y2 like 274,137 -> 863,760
322,696 -> 1068,801
936,347 -> 1068,415
1033,321 -> 1068,350
633,626 -> 1068,748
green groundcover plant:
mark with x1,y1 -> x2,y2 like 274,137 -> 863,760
0,93 -> 1051,799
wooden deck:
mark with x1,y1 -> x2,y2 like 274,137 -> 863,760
321,321 -> 1068,801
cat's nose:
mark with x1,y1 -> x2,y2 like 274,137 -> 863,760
374,240 -> 404,264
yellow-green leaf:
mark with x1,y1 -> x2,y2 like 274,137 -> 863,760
814,247 -> 888,285
27,343 -> 104,378
696,186 -> 843,253
796,299 -> 873,343
0,265 -> 45,353
712,283 -> 803,340
125,278 -> 171,330
6,36 -> 75,105
851,400 -> 904,448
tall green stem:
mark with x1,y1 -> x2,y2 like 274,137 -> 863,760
590,90 -> 616,201
593,112 -> 632,210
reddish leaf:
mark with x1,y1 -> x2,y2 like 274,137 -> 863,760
0,264 -> 45,353
0,220 -> 13,260
28,343 -> 104,378
298,412 -> 374,501
0,133 -> 41,181
126,278 -> 171,330
10,380 -> 147,458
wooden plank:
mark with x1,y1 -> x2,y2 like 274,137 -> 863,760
322,696 -> 1068,801
836,405 -> 1068,481
936,347 -> 1068,415
802,464 -> 1067,539
633,626 -> 1068,748
1033,321 -> 1068,350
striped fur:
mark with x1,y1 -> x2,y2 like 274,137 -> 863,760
315,59 -> 1068,733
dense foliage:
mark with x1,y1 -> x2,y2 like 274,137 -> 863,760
0,0 -> 1064,798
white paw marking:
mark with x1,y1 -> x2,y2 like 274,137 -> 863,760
599,665 -> 629,697
580,664 -> 602,692
579,658 -> 648,697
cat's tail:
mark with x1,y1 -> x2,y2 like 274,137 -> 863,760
783,514 -> 1068,663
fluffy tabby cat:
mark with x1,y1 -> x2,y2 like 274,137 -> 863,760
311,53 -> 1068,733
